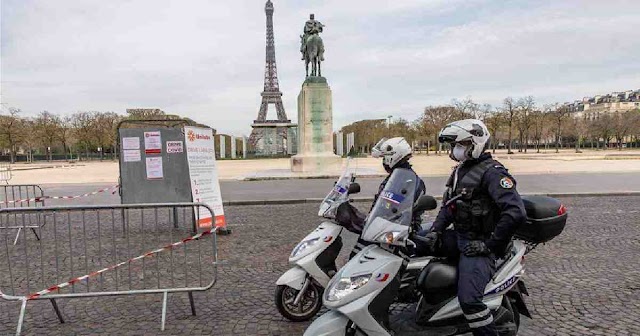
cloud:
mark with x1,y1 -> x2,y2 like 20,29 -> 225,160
1,0 -> 639,135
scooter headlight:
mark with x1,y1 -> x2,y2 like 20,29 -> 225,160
290,238 -> 320,258
325,273 -> 372,302
375,231 -> 405,246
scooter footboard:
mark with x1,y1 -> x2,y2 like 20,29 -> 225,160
304,311 -> 359,336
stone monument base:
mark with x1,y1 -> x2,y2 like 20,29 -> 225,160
290,76 -> 340,173
290,153 -> 342,173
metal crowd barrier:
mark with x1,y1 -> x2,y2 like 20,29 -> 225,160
0,185 -> 46,245
0,162 -> 12,183
0,203 -> 218,335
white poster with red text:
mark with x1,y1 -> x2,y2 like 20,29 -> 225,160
184,126 -> 225,229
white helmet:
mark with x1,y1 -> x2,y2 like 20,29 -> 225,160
371,137 -> 412,171
438,119 -> 490,160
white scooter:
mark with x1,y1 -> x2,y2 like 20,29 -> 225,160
304,168 -> 568,336
275,161 -> 362,321
275,162 -> 432,321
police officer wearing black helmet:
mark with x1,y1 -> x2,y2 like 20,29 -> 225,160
420,119 -> 526,336
349,137 -> 426,259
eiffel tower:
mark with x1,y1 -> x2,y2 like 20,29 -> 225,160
249,0 -> 295,156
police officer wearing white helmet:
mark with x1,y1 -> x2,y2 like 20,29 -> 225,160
348,137 -> 426,258
419,119 -> 526,336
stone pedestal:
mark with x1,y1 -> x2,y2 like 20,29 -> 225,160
291,77 -> 341,172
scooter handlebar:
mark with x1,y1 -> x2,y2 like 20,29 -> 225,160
410,233 -> 433,245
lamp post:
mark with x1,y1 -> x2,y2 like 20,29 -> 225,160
387,115 -> 392,137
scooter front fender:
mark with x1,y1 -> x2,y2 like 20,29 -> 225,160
303,310 -> 353,336
276,266 -> 307,290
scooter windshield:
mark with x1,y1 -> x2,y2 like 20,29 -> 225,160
318,159 -> 353,218
360,168 -> 417,244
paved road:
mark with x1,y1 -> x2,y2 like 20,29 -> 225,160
1,196 -> 639,335
220,172 -> 640,201
29,172 -> 640,206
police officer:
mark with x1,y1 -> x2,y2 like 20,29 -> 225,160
349,137 -> 426,258
421,119 -> 526,336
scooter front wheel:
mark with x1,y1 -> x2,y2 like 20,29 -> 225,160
275,283 -> 324,322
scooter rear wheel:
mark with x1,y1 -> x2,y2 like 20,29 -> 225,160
275,283 -> 324,322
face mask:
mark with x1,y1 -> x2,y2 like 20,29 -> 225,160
452,144 -> 469,162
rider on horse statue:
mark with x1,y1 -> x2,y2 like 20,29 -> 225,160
301,14 -> 325,61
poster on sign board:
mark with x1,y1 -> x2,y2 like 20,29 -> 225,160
122,137 -> 140,150
145,157 -> 163,179
166,141 -> 184,153
144,131 -> 162,154
123,149 -> 141,162
184,126 -> 225,229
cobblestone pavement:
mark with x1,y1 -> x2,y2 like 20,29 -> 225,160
1,196 -> 639,335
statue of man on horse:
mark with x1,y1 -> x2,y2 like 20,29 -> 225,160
300,14 -> 325,77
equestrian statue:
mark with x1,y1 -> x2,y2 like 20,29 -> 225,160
300,14 -> 325,77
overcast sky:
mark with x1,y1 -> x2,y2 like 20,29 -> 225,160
1,0 -> 639,136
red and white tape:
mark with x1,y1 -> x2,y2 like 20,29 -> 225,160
26,227 -> 215,300
1,185 -> 119,205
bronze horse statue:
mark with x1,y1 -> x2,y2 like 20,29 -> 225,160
301,34 -> 324,77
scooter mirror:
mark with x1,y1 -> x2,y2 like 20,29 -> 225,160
348,183 -> 361,195
414,195 -> 438,212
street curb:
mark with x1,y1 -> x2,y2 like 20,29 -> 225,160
9,164 -> 84,172
222,198 -> 372,206
223,191 -> 640,206
240,174 -> 387,181
525,191 -> 640,198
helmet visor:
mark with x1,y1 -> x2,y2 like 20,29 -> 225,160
438,134 -> 456,144
438,124 -> 473,144
371,138 -> 388,158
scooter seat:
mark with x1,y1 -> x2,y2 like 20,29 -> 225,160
417,260 -> 458,293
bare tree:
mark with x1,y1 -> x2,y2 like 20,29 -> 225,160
530,110 -> 548,153
388,118 -> 417,144
612,110 -> 640,150
586,116 -> 601,149
21,119 -> 38,162
484,109 -> 505,154
548,104 -> 571,153
502,97 -> 517,154
632,109 -> 640,148
419,105 -> 469,154
126,108 -> 166,120
592,113 -> 615,150
341,119 -> 388,154
34,111 -> 62,161
570,115 -> 589,153
452,97 -> 480,119
478,103 -> 493,122
93,112 -> 122,160
71,112 -> 97,160
515,96 -> 535,153
59,116 -> 74,160
0,107 -> 26,163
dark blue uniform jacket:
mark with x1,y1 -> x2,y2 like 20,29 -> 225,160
432,153 -> 526,254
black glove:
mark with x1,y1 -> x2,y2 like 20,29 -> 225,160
463,240 -> 491,257
421,231 -> 440,250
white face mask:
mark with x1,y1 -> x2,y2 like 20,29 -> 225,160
452,144 -> 469,162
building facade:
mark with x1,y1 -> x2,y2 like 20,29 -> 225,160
568,89 -> 640,120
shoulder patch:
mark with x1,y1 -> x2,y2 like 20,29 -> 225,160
499,177 -> 514,189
